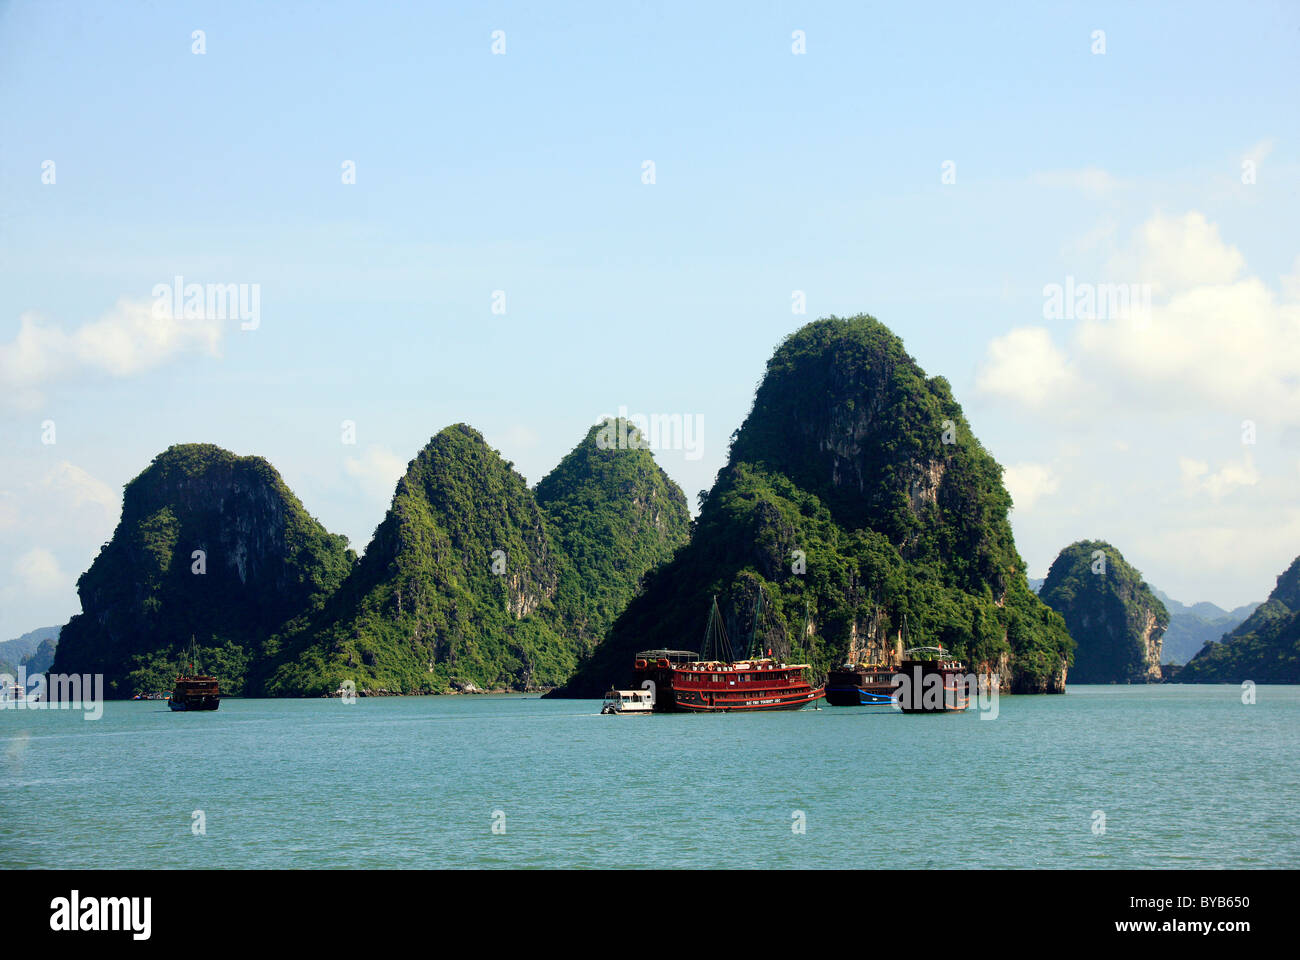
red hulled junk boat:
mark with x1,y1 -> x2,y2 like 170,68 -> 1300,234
633,594 -> 824,713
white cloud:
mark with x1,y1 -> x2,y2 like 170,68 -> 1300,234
43,462 -> 119,516
986,209 -> 1300,607
1003,462 -> 1060,512
0,461 -> 122,638
0,460 -> 120,551
344,445 -> 407,501
980,211 -> 1300,423
1178,454 -> 1259,500
0,299 -> 225,408
1281,254 -> 1300,302
975,327 -> 1077,407
12,548 -> 68,595
1114,211 -> 1245,296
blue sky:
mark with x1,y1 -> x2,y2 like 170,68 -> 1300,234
2,0 -> 1298,638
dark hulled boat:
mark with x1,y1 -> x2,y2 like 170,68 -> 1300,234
168,638 -> 220,712
894,645 -> 969,713
825,606 -> 898,706
825,664 -> 898,706
632,594 -> 824,713
169,675 -> 220,711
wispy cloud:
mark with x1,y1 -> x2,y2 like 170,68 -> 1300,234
344,445 -> 407,502
1003,462 -> 1061,512
0,298 -> 225,409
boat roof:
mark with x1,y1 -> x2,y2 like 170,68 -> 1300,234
636,649 -> 699,660
684,659 -> 810,670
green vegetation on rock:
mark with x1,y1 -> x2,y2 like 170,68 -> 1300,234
259,421 -> 690,696
1179,556 -> 1300,682
556,315 -> 1073,697
50,444 -> 355,697
1038,540 -> 1168,683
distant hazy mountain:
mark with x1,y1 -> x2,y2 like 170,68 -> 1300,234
1028,577 -> 1044,594
22,635 -> 59,674
0,625 -> 61,675
1151,588 -> 1259,665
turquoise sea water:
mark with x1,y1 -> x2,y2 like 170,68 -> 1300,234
1,685 -> 1297,869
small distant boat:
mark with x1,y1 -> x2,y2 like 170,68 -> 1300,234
600,688 -> 654,715
168,637 -> 220,712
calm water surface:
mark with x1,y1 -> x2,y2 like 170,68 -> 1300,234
2,685 -> 1296,868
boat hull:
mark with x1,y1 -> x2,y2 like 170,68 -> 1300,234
895,662 -> 969,713
825,668 -> 898,707
168,696 -> 219,712
662,686 -> 824,712
825,685 -> 896,707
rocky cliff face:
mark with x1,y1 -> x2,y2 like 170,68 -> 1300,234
1038,540 -> 1168,683
556,315 -> 1073,697
1179,555 -> 1300,682
261,421 -> 689,696
51,444 -> 354,696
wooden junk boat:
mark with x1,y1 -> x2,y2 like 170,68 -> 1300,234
825,606 -> 898,707
632,593 -> 824,713
168,638 -> 220,712
895,645 -> 969,713
825,663 -> 898,706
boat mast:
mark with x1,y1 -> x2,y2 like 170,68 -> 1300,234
746,588 -> 764,660
796,599 -> 810,664
700,595 -> 733,662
